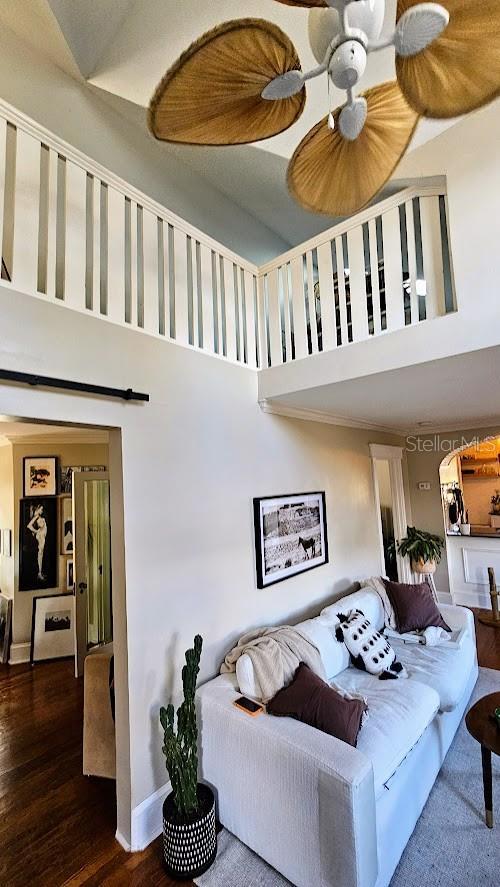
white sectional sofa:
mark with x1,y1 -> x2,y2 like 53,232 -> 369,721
197,586 -> 478,887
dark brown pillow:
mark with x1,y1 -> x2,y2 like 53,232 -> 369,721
382,579 -> 451,634
267,663 -> 367,747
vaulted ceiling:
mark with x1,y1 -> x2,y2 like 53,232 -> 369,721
3,0 -> 458,248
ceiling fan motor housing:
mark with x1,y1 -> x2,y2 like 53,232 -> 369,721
329,38 -> 367,90
309,0 -> 386,64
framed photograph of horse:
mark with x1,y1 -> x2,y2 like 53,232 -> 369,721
253,492 -> 328,588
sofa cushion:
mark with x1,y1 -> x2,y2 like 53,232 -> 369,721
383,579 -> 451,634
321,588 -> 385,632
391,628 -> 476,712
295,616 -> 349,680
333,667 -> 440,796
268,663 -> 367,747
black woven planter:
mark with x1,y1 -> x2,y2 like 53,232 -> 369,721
162,783 -> 217,880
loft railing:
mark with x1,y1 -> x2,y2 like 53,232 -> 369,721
0,100 -> 261,368
257,183 -> 456,367
0,99 -> 456,374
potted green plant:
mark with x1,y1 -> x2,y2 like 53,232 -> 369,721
396,526 -> 445,574
490,491 -> 500,529
160,635 -> 217,880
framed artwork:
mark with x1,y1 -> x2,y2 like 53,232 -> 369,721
61,497 -> 73,554
66,559 -> 74,591
30,593 -> 75,664
23,456 -> 58,497
19,498 -> 58,591
60,465 -> 106,495
0,594 -> 12,664
1,529 -> 11,557
253,492 -> 328,589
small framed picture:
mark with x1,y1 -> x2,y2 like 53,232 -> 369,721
253,492 -> 329,589
61,497 -> 73,554
66,559 -> 74,591
30,593 -> 75,664
2,530 -> 12,558
0,594 -> 12,664
24,456 -> 58,497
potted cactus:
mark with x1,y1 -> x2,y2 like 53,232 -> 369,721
396,526 -> 445,574
160,635 -> 216,879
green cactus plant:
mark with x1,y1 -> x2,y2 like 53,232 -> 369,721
160,634 -> 202,818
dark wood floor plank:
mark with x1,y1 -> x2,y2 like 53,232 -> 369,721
0,612 -> 498,886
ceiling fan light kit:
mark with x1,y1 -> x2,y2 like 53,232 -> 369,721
149,0 -> 500,216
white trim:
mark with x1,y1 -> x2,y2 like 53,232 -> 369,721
452,589 -> 493,609
129,781 -> 170,851
115,830 -> 131,852
0,99 -> 258,275
369,444 -> 404,461
259,181 -> 446,274
8,642 -> 31,665
259,400 -> 401,434
462,548 -> 500,586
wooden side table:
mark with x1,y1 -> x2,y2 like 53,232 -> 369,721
466,692 -> 500,828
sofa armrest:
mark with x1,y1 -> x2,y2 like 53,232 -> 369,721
197,674 -> 378,887
439,603 -> 476,642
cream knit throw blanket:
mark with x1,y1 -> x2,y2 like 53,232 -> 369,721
221,626 -> 325,703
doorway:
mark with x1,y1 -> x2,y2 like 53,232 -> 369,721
370,444 -> 411,583
0,415 -> 125,884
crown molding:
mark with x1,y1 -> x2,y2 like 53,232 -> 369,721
259,400 -> 405,436
3,430 -> 109,445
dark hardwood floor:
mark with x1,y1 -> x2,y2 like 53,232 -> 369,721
1,612 -> 499,886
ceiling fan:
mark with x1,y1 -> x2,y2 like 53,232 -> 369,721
148,1 -> 500,217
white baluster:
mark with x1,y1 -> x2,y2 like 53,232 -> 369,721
419,195 -> 445,319
13,129 -> 40,293
290,255 -> 308,359
346,225 -> 369,342
316,242 -> 336,352
382,207 -> 405,331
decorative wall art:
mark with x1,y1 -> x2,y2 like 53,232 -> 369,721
30,593 -> 75,664
23,456 -> 58,497
19,498 -> 58,591
253,492 -> 328,589
0,594 -> 12,664
61,497 -> 73,554
60,465 -> 107,495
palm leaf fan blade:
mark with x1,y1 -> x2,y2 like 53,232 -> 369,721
396,0 -> 500,118
148,19 -> 305,145
273,1 -> 327,6
287,81 -> 419,217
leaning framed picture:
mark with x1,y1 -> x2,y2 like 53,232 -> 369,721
19,498 -> 58,591
66,559 -> 74,591
0,594 -> 12,664
23,456 -> 58,497
30,593 -> 75,664
253,492 -> 328,588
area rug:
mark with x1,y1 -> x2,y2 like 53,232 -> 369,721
195,667 -> 500,887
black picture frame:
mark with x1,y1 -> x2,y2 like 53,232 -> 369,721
253,492 -> 328,589
30,592 -> 75,665
23,456 -> 58,497
19,497 -> 58,591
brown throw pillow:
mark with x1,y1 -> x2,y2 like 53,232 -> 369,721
382,579 -> 451,634
267,662 -> 367,747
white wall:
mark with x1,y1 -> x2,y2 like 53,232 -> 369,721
0,23 -> 289,264
0,283 -> 404,843
0,443 -> 14,600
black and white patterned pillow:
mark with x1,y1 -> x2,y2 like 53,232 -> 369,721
335,609 -> 407,680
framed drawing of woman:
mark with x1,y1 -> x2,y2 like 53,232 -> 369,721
19,498 -> 58,591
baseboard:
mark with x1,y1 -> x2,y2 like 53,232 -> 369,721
452,590 -> 493,609
115,829 -> 131,852
8,642 -> 31,665
129,781 -> 170,851
437,591 -> 453,605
